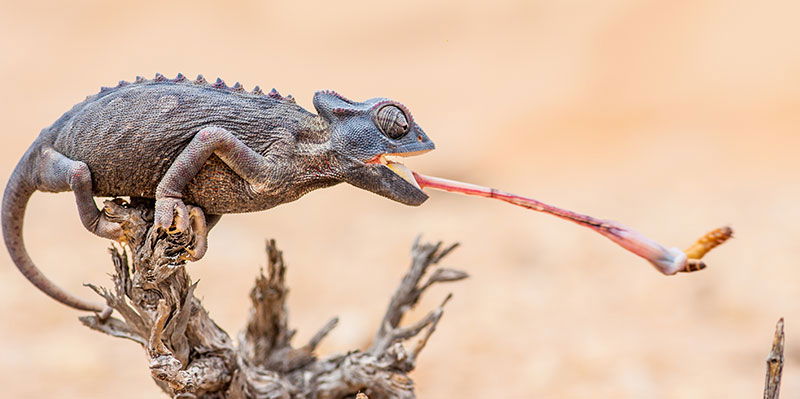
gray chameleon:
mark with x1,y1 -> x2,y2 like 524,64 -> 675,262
2,73 -> 434,314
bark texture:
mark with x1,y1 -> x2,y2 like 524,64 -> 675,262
80,198 -> 466,399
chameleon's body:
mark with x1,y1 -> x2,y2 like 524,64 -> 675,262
3,73 -> 434,313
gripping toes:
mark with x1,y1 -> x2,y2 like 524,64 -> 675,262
180,206 -> 208,262
154,197 -> 191,233
154,198 -> 208,261
95,205 -> 126,241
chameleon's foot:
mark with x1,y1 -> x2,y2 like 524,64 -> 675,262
154,197 -> 191,233
154,198 -> 209,262
93,199 -> 126,241
178,206 -> 208,262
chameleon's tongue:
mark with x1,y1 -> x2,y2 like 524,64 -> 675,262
410,172 -> 732,276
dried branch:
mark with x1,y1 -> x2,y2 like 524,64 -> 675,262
304,317 -> 340,352
370,239 -> 465,357
763,318 -> 785,399
79,199 -> 465,399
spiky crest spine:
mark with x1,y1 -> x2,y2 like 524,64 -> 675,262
101,73 -> 295,102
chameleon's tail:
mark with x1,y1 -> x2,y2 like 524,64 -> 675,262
2,150 -> 104,312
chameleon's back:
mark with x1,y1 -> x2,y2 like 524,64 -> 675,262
1,76 -> 337,314
46,77 -> 314,211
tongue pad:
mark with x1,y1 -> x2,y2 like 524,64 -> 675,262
386,161 -> 421,190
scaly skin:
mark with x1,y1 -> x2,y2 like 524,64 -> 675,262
3,73 -> 435,313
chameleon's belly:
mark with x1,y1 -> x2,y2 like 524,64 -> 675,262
86,155 -> 281,215
182,156 -> 284,215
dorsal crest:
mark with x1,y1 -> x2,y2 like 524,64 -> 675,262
98,73 -> 295,101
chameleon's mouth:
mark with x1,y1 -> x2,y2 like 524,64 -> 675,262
366,151 -> 430,190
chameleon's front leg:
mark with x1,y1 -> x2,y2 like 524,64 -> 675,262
154,126 -> 275,253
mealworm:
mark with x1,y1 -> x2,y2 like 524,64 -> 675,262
684,226 -> 734,260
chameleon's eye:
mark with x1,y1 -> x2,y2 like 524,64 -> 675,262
375,105 -> 410,140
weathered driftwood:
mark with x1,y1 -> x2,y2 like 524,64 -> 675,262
763,318 -> 785,399
80,198 -> 466,399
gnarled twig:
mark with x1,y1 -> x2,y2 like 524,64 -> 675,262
79,199 -> 465,399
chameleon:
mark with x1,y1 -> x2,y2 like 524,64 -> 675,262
2,73 -> 434,314
4,73 -> 733,315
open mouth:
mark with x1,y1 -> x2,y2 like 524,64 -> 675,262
366,151 -> 429,190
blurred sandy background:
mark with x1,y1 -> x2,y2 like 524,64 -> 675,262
1,0 -> 799,397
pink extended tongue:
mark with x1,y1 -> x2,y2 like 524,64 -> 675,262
412,172 -> 731,275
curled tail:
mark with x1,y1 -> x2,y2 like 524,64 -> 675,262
2,152 -> 104,312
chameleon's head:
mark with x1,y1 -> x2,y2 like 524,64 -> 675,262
314,90 -> 434,206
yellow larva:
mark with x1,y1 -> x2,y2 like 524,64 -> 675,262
684,226 -> 734,260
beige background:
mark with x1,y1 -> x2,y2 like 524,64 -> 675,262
1,1 -> 799,397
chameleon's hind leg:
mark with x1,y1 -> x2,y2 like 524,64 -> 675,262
37,148 -> 123,241
154,126 -> 275,233
36,147 -> 118,319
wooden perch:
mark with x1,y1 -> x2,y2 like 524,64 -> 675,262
763,318 -> 785,399
79,198 -> 466,399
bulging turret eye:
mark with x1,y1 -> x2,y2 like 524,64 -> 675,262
375,105 -> 410,139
